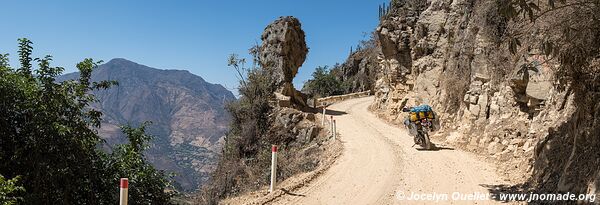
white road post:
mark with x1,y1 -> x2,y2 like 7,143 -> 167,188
269,145 -> 278,193
120,178 -> 128,205
321,107 -> 326,126
330,116 -> 334,138
333,119 -> 337,140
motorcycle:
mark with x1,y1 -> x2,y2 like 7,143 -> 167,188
413,118 -> 433,150
402,107 -> 433,150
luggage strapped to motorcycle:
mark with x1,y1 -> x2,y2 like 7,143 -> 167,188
409,105 -> 435,121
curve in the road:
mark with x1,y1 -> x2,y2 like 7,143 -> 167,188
274,96 -> 508,205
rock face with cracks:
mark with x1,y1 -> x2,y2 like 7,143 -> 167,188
260,16 -> 309,108
367,0 -> 599,199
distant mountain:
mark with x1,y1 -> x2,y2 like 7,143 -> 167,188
58,58 -> 235,191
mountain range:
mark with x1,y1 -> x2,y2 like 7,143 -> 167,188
58,58 -> 235,191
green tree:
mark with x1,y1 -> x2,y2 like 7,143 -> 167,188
0,38 -> 174,204
0,175 -> 24,205
302,65 -> 343,98
109,123 -> 175,205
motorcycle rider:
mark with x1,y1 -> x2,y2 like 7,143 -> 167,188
402,104 -> 436,149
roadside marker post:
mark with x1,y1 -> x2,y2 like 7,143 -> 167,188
330,116 -> 334,138
269,145 -> 278,193
322,107 -> 326,126
333,119 -> 337,140
120,178 -> 128,205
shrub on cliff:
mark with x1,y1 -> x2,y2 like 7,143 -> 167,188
199,53 -> 276,204
0,39 -> 174,204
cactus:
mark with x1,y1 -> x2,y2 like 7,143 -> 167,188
387,3 -> 391,15
379,2 -> 392,20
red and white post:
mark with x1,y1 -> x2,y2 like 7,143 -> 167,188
269,145 -> 278,193
120,178 -> 128,205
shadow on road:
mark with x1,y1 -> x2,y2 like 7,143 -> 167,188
281,188 -> 306,197
415,144 -> 455,151
302,107 -> 348,116
324,109 -> 348,116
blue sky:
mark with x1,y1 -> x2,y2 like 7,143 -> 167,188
0,0 -> 381,95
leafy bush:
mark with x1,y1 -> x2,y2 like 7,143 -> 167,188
0,175 -> 24,205
109,123 -> 176,204
0,39 -> 174,204
302,66 -> 343,98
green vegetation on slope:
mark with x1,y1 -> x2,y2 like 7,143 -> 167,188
0,39 -> 174,204
302,32 -> 378,99
302,65 -> 343,98
199,53 -> 276,204
0,175 -> 23,205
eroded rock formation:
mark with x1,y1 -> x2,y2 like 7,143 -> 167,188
260,16 -> 309,108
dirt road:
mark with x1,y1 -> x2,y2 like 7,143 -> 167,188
274,96 -> 508,205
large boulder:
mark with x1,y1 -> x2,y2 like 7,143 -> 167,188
260,16 -> 309,108
526,81 -> 552,100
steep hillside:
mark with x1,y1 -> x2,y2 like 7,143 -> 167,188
363,0 -> 599,201
199,16 -> 342,204
59,58 -> 235,191
332,38 -> 379,94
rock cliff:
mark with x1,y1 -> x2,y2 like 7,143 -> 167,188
334,45 -> 378,94
362,0 -> 598,199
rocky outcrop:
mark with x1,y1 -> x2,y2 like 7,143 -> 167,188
334,47 -> 378,93
59,58 -> 235,191
366,0 -> 598,200
260,16 -> 309,108
260,16 -> 333,181
200,17 -> 342,204
270,107 -> 321,145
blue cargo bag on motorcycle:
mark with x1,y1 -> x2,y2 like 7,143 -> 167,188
404,105 -> 439,135
409,105 -> 434,121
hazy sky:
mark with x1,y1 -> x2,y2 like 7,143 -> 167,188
0,0 -> 381,95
